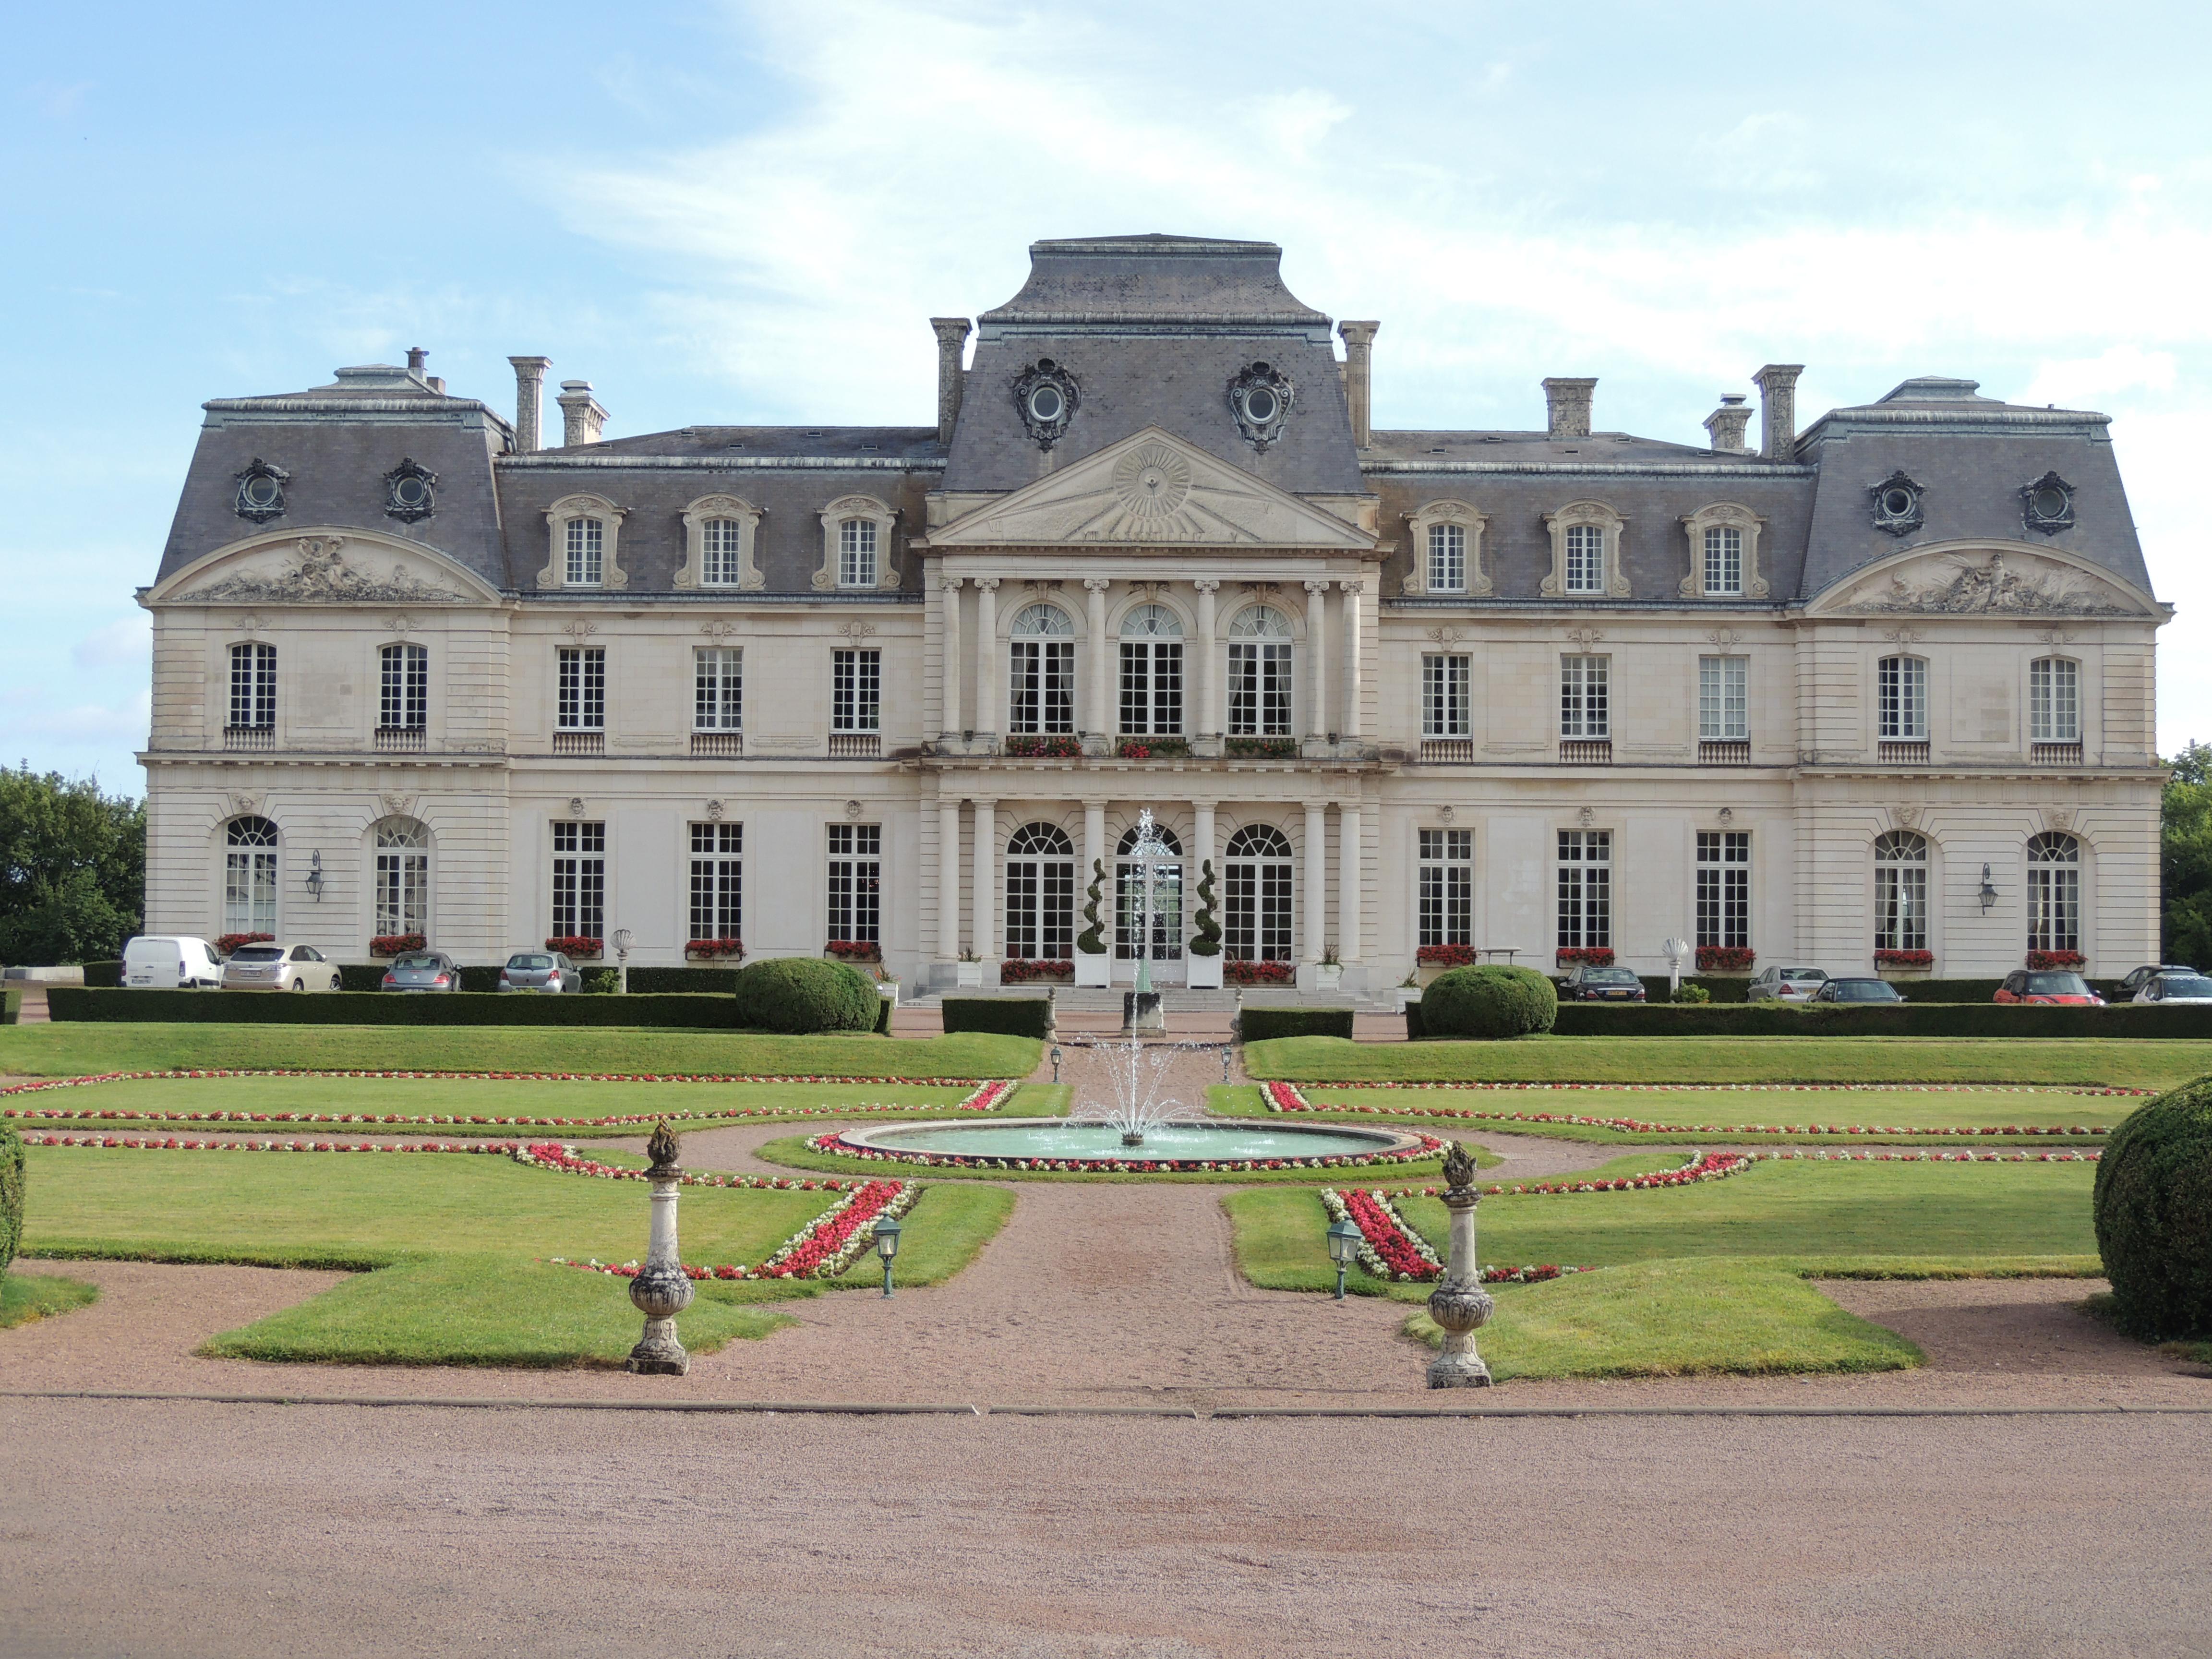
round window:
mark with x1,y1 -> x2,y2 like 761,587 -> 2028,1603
392,474 -> 430,509
1028,384 -> 1065,424
242,475 -> 281,508
1880,486 -> 1915,518
1242,385 -> 1279,424
2032,486 -> 2068,520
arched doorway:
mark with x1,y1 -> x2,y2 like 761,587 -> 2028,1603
1116,822 -> 1184,984
1005,822 -> 1076,963
1225,823 -> 1294,963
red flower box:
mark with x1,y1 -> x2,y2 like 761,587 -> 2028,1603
215,933 -> 274,956
685,938 -> 745,959
1417,944 -> 1478,968
1555,947 -> 1614,967
545,936 -> 602,959
1226,959 -> 1296,985
1874,949 -> 1934,968
825,940 -> 882,962
1000,959 -> 1073,983
2028,949 -> 2086,970
1696,945 -> 1755,973
1004,734 -> 1083,759
369,933 -> 426,956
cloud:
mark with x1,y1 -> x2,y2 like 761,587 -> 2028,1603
2,687 -> 150,747
2023,345 -> 2180,409
72,614 -> 149,670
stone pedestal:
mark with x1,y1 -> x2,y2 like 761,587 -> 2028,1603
627,1123 -> 695,1376
1426,1143 -> 1494,1388
1123,990 -> 1164,1033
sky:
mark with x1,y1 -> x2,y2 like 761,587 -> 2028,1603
6,0 -> 2210,796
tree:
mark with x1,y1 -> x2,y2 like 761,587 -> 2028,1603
0,766 -> 145,965
2163,742 -> 2212,965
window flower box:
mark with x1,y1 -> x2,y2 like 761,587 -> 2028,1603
215,932 -> 275,957
368,933 -> 427,957
1226,959 -> 1296,986
1000,959 -> 1072,983
2028,949 -> 2086,970
1555,947 -> 1614,968
685,938 -> 745,960
1696,945 -> 1755,974
1004,734 -> 1083,759
1874,948 -> 1933,975
826,940 -> 882,964
1225,737 -> 1297,760
1116,736 -> 1191,760
1417,944 -> 1477,969
546,936 -> 602,959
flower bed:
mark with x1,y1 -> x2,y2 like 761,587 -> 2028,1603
551,1178 -> 915,1282
2028,949 -> 2087,970
1695,945 -> 1755,973
1226,959 -> 1296,986
215,932 -> 273,956
1004,734 -> 1084,759
1320,1186 -> 1441,1280
684,938 -> 745,959
1554,947 -> 1613,967
545,935 -> 602,958
805,1125 -> 1446,1175
1416,944 -> 1478,969
1000,959 -> 1073,983
825,940 -> 882,963
369,933 -> 426,956
1874,949 -> 1934,968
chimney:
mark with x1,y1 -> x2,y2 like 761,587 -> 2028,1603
1703,393 -> 1752,453
426,376 -> 445,395
1543,376 -> 1596,440
508,356 -> 551,454
1338,320 -> 1379,449
406,347 -> 428,378
930,318 -> 972,445
1753,363 -> 1804,459
557,379 -> 608,447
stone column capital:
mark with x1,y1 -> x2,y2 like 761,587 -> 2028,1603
1338,579 -> 1365,595
973,576 -> 1001,591
939,576 -> 964,591
1192,577 -> 1221,594
1082,577 -> 1113,593
1303,579 -> 1333,596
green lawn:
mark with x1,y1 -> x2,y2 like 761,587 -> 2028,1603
0,1024 -> 1038,1081
1245,1034 -> 2212,1090
0,1270 -> 99,1329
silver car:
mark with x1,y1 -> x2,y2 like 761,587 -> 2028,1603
380,950 -> 460,992
2133,971 -> 2212,1005
221,942 -> 341,992
499,951 -> 583,993
1747,965 -> 1827,1002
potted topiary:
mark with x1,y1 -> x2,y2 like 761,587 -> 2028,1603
1186,858 -> 1223,988
1314,943 -> 1344,993
1075,857 -> 1111,987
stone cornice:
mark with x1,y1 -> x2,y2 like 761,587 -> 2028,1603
497,454 -> 944,472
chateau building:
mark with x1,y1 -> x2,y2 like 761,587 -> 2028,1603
140,234 -> 2169,991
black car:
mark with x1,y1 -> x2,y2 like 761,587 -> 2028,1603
2116,963 -> 2194,998
1562,965 -> 1647,1002
1808,976 -> 1905,1004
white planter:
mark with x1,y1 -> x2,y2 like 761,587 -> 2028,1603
954,961 -> 984,988
1075,952 -> 1111,987
1186,953 -> 1223,989
1315,964 -> 1344,993
878,982 -> 899,1010
1394,986 -> 1419,1013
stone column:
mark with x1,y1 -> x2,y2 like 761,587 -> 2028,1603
938,799 -> 962,960
1426,1143 -> 1495,1388
1337,803 -> 1362,964
1339,579 -> 1364,742
1303,801 -> 1328,962
626,1123 -> 694,1375
1193,579 -> 1219,737
939,577 -> 964,739
1194,800 -> 1217,876
974,578 -> 1000,739
1304,581 -> 1331,739
1085,577 -> 1112,740
972,798 -> 997,962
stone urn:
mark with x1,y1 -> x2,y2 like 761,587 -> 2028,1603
1425,1141 -> 1494,1388
627,1121 -> 695,1376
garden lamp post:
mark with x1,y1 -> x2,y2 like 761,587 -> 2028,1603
1425,1141 -> 1494,1387
874,1213 -> 902,1297
612,927 -> 634,994
1051,1045 -> 1063,1084
1325,1214 -> 1362,1299
625,1121 -> 694,1375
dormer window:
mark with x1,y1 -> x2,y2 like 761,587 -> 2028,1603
1703,527 -> 1742,594
1678,504 -> 1769,599
677,495 -> 763,591
703,520 -> 743,585
233,458 -> 289,525
813,496 -> 898,591
1541,502 -> 1629,599
566,518 -> 604,586
1564,525 -> 1604,593
539,495 -> 628,590
1429,523 -> 1466,592
839,519 -> 878,588
1403,501 -> 1491,597
384,458 -> 437,523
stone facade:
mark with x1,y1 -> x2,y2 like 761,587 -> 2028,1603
139,236 -> 2170,990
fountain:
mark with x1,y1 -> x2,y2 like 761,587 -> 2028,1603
1122,808 -> 1172,1034
1071,1036 -> 1199,1147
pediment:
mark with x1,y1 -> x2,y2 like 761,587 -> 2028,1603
149,529 -> 499,606
1813,542 -> 2160,620
930,427 -> 1375,550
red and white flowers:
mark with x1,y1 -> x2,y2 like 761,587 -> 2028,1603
1319,1187 -> 1441,1281
553,1178 -> 914,1282
805,1126 -> 1447,1175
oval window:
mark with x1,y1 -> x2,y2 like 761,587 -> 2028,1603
393,475 -> 430,508
1243,386 -> 1279,424
1028,384 -> 1065,424
2032,486 -> 2067,519
1881,487 -> 1915,517
243,475 -> 281,508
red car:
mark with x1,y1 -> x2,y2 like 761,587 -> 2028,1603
1994,969 -> 2104,1006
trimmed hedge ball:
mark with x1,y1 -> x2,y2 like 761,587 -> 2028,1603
2094,1075 -> 2212,1341
732,957 -> 881,1034
1420,964 -> 1558,1040
0,1122 -> 23,1275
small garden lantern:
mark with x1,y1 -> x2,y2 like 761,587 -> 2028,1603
1051,1044 -> 1063,1084
874,1213 -> 902,1297
1325,1214 -> 1362,1299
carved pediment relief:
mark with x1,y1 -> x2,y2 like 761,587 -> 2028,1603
929,427 -> 1374,550
1819,546 -> 2155,620
152,530 -> 493,606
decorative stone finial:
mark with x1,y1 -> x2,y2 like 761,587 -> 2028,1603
1442,1140 -> 1476,1193
646,1120 -> 681,1177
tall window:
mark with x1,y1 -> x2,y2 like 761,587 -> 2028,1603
1557,829 -> 1611,949
1419,828 -> 1473,949
1874,830 -> 1927,952
1118,604 -> 1184,735
550,821 -> 605,940
827,823 -> 881,944
695,647 -> 743,731
1878,656 -> 1927,740
1009,604 -> 1076,734
1696,830 -> 1751,950
1703,526 -> 1743,595
1116,823 -> 1184,963
1223,824 -> 1292,962
373,822 -> 429,938
1698,655 -> 1748,740
557,647 -> 605,731
1005,823 -> 1076,961
838,518 -> 878,588
223,817 -> 278,935
2031,657 -> 2080,743
1427,522 -> 1467,593
1422,654 -> 1471,738
1227,606 -> 1294,736
2027,832 -> 2081,955
565,517 -> 604,586
689,822 -> 742,942
1560,655 -> 1609,739
701,519 -> 744,587
229,642 -> 276,730
1564,524 -> 1604,594
832,649 -> 881,733
380,643 -> 428,731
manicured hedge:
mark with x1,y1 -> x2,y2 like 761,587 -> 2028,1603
731,958 -> 879,1034
1550,1002 -> 2212,1038
1628,975 -> 2126,1005
1,986 -> 19,1026
941,997 -> 1056,1039
1239,1007 -> 1355,1043
874,994 -> 894,1036
629,965 -> 742,996
80,960 -> 123,989
0,1121 -> 22,1273
47,987 -> 747,1028
1422,965 -> 1558,1040
2094,1076 -> 2212,1340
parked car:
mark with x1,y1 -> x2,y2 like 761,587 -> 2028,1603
1561,965 -> 1647,1002
1995,970 -> 2104,1006
2132,971 -> 2212,1005
499,951 -> 583,993
1747,965 -> 1828,1002
2116,963 -> 2194,998
220,942 -> 341,992
122,935 -> 224,990
381,950 -> 460,992
1809,976 -> 1905,1004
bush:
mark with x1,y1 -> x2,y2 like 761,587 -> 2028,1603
1239,1007 -> 1353,1043
2094,1076 -> 2212,1340
875,993 -> 894,1036
1076,859 -> 1108,958
941,996 -> 1055,1039
1420,965 -> 1558,1040
1673,982 -> 1711,1004
80,960 -> 122,989
1189,860 -> 1222,957
627,965 -> 742,996
731,957 -> 879,1034
0,1121 -> 21,1274
46,987 -> 746,1028
2,986 -> 20,1026
1551,1003 -> 2212,1037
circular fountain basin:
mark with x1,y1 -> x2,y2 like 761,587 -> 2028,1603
822,1118 -> 1439,1172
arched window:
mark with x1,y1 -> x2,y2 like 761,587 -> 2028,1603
373,820 -> 430,939
1009,604 -> 1075,734
2027,832 -> 2081,955
229,642 -> 276,732
1227,606 -> 1293,737
1224,824 -> 1294,962
1115,823 -> 1183,963
224,817 -> 279,936
1118,604 -> 1184,736
1004,822 -> 1076,962
2030,657 -> 2080,745
1873,830 -> 1927,953
702,519 -> 745,586
1427,521 -> 1467,593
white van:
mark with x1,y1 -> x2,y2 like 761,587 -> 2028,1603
122,936 -> 225,990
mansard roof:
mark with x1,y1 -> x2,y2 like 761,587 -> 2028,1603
976,235 -> 1331,332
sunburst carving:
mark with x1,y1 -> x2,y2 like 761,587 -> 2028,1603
1111,443 -> 1193,520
